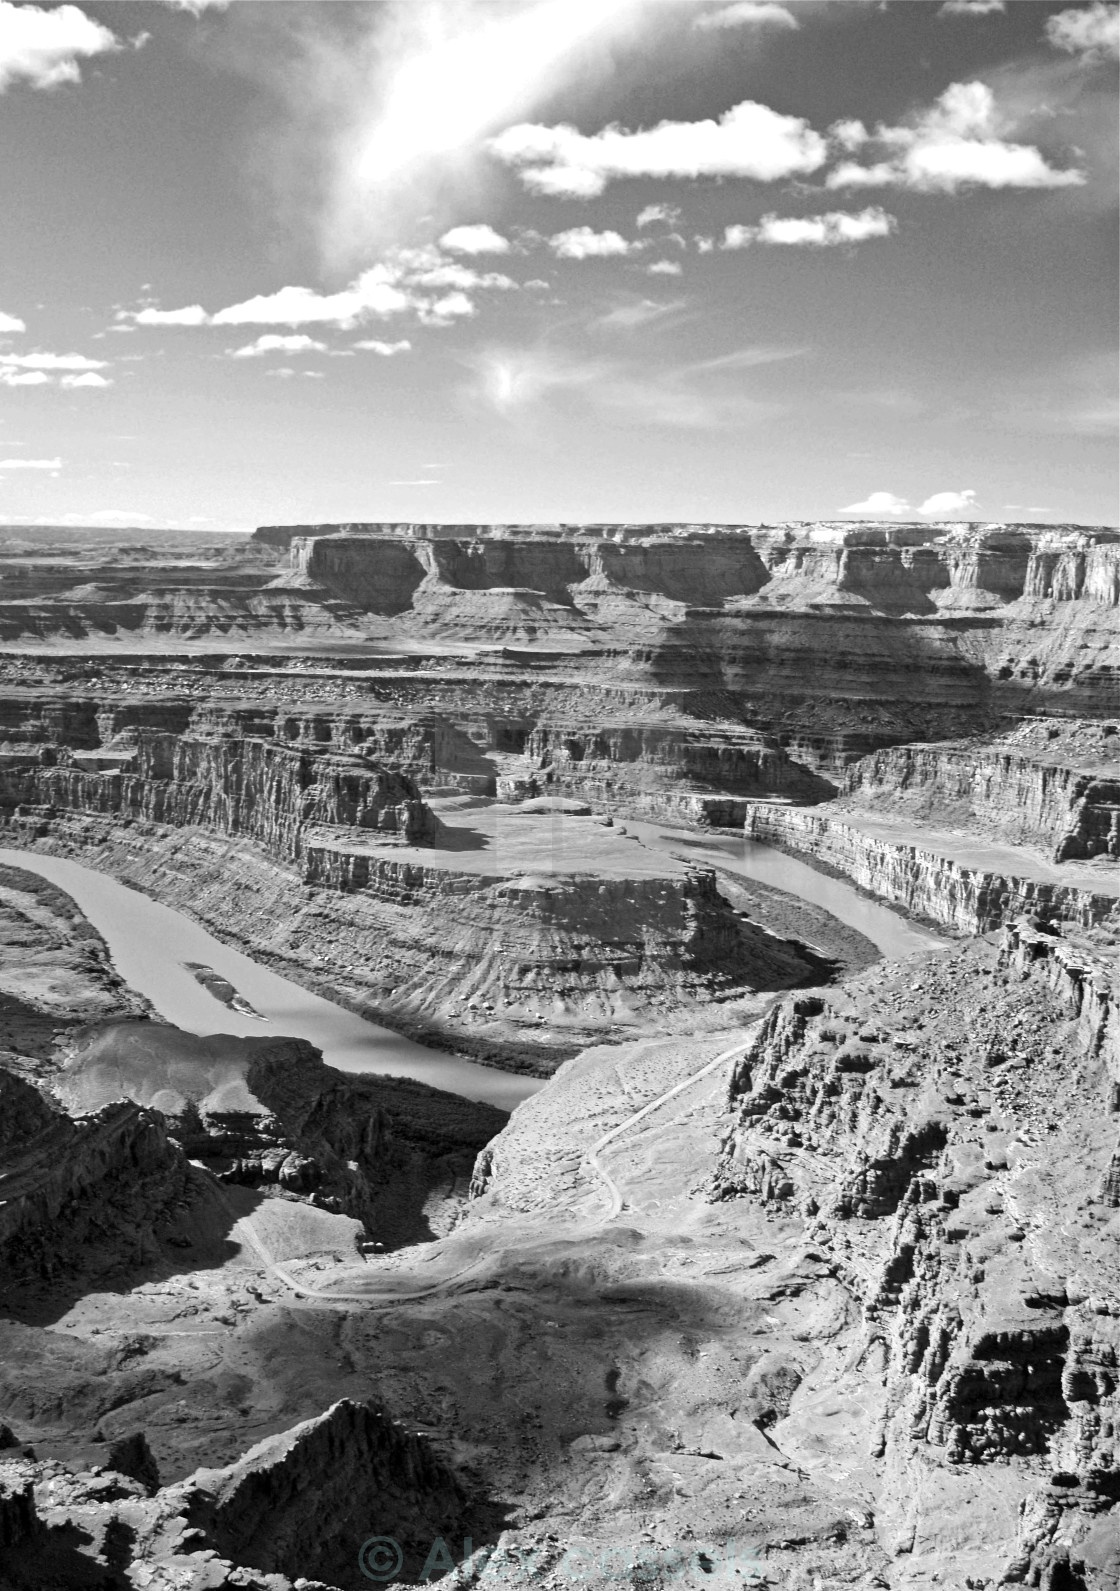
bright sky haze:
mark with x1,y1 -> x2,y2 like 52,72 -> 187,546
0,0 -> 1116,530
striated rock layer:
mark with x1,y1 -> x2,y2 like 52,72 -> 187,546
713,917 -> 1120,1587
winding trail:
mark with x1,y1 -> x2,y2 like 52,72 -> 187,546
223,1024 -> 765,1305
581,1025 -> 763,1219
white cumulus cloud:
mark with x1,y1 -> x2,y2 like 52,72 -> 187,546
827,81 -> 1085,192
0,310 -> 25,334
228,334 -> 327,359
1046,2 -> 1119,62
489,99 -> 828,198
119,304 -> 210,328
694,3 -> 799,30
724,207 -> 896,247
439,224 -> 512,255
0,0 -> 119,93
60,371 -> 110,388
353,339 -> 412,356
938,0 -> 1005,14
919,489 -> 978,515
548,227 -> 639,259
840,492 -> 913,516
647,259 -> 683,275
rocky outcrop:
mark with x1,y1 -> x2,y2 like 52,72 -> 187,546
743,801 -> 1120,933
0,1068 -> 190,1281
52,1022 -> 505,1243
713,922 -> 1119,1583
184,1398 -> 468,1584
0,1398 -> 469,1589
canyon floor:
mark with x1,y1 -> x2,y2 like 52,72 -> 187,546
0,522 -> 1116,1591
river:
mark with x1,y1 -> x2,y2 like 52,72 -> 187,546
0,832 -> 943,1110
0,848 -> 539,1112
627,820 -> 945,960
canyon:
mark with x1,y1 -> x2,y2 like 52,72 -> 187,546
0,519 -> 1115,1591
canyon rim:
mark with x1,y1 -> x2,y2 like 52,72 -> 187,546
0,4 -> 1117,1591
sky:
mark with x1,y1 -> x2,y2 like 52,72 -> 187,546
0,0 -> 1116,532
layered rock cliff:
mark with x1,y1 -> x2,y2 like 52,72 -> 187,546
713,919 -> 1119,1586
743,801 -> 1120,934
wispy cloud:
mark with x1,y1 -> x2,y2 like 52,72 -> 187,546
938,0 -> 1005,16
0,352 -> 108,371
0,457 -> 62,471
353,339 -> 411,356
288,0 -> 647,266
693,3 -> 799,31
0,310 -> 25,334
0,0 -> 119,93
227,333 -> 327,359
465,339 -> 793,430
636,203 -> 682,229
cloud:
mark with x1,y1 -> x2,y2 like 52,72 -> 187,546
310,0 -> 647,265
227,333 -> 327,359
840,487 -> 980,516
723,207 -> 896,247
0,370 -> 49,387
0,310 -> 25,334
0,457 -> 61,471
388,478 -> 439,486
548,227 -> 639,259
1046,3 -> 1119,63
439,223 -> 512,255
0,351 -> 108,370
827,81 -> 1085,191
840,492 -> 912,515
938,0 -> 1005,14
353,339 -> 411,355
490,98 -> 828,197
636,203 -> 681,228
116,247 -> 515,334
162,0 -> 230,12
694,3 -> 799,30
60,371 -> 110,388
0,1 -> 119,93
596,299 -> 687,331
647,259 -> 683,275
119,304 -> 210,328
466,341 -> 791,430
919,488 -> 978,515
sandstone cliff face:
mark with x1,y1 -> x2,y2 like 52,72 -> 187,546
713,922 -> 1119,1586
843,740 -> 1120,862
743,801 -> 1120,934
0,730 -> 435,864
